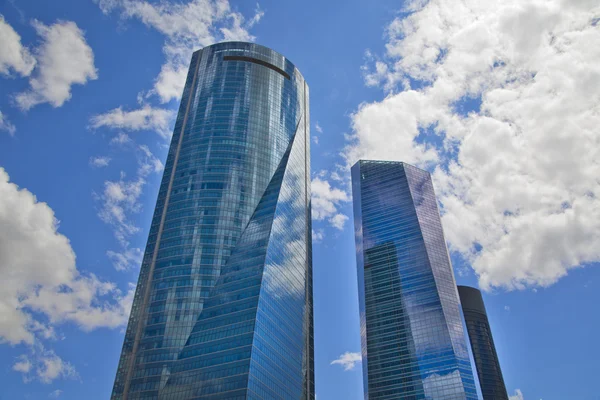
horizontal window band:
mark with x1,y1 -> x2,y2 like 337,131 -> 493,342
223,55 -> 291,80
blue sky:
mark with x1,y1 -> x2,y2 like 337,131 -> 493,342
1,0 -> 599,399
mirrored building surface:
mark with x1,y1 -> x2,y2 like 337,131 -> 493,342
112,42 -> 313,400
458,286 -> 508,400
351,160 -> 478,400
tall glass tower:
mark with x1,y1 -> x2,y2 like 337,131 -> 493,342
351,160 -> 478,400
111,42 -> 314,400
458,286 -> 508,400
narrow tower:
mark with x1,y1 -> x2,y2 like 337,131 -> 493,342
112,42 -> 313,400
351,160 -> 478,399
458,286 -> 508,400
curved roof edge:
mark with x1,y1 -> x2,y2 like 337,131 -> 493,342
194,41 -> 304,81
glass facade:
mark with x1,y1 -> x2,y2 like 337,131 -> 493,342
351,160 -> 478,400
112,42 -> 313,400
458,286 -> 508,400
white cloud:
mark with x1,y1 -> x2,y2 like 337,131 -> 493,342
0,167 -> 132,345
107,248 -> 143,272
15,20 -> 97,110
509,389 -> 524,400
49,389 -> 63,398
138,144 -> 165,175
97,176 -> 144,242
312,122 -> 323,145
330,351 -> 362,371
247,4 -> 264,28
504,305 -> 511,311
0,14 -> 36,76
0,110 -> 16,136
311,176 -> 350,230
153,63 -> 188,105
329,213 -> 349,231
13,355 -> 32,374
96,145 -> 163,270
35,352 -> 77,384
311,177 -> 349,220
344,91 -> 440,167
29,320 -> 58,341
347,0 -> 600,291
363,60 -> 390,89
13,344 -> 78,384
312,229 -> 324,243
110,132 -> 132,146
90,105 -> 175,138
89,156 -> 111,168
220,9 -> 255,42
97,0 -> 263,103
315,121 -> 323,134
330,170 -> 344,182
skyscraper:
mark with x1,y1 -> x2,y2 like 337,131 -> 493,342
458,286 -> 508,400
112,42 -> 313,400
351,160 -> 478,400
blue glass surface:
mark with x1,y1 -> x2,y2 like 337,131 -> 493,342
112,42 -> 313,400
351,160 -> 478,400
458,286 -> 507,400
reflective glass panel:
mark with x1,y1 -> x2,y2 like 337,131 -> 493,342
112,42 -> 313,400
352,160 -> 478,400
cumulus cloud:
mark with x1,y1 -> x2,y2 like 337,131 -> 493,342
96,145 -> 163,270
0,14 -> 36,76
13,355 -> 32,374
90,105 -> 175,138
96,0 -> 264,103
347,0 -> 600,291
89,156 -> 111,168
0,110 -> 16,136
345,90 -> 440,167
311,176 -> 350,230
13,344 -> 78,384
153,64 -> 188,105
0,167 -> 133,346
330,351 -> 362,371
15,20 -> 97,110
311,178 -> 349,217
330,213 -> 349,231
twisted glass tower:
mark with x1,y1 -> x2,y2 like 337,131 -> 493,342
112,42 -> 313,400
351,160 -> 478,400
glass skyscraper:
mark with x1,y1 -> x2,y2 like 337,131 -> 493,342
458,286 -> 508,400
351,160 -> 478,400
112,42 -> 314,400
